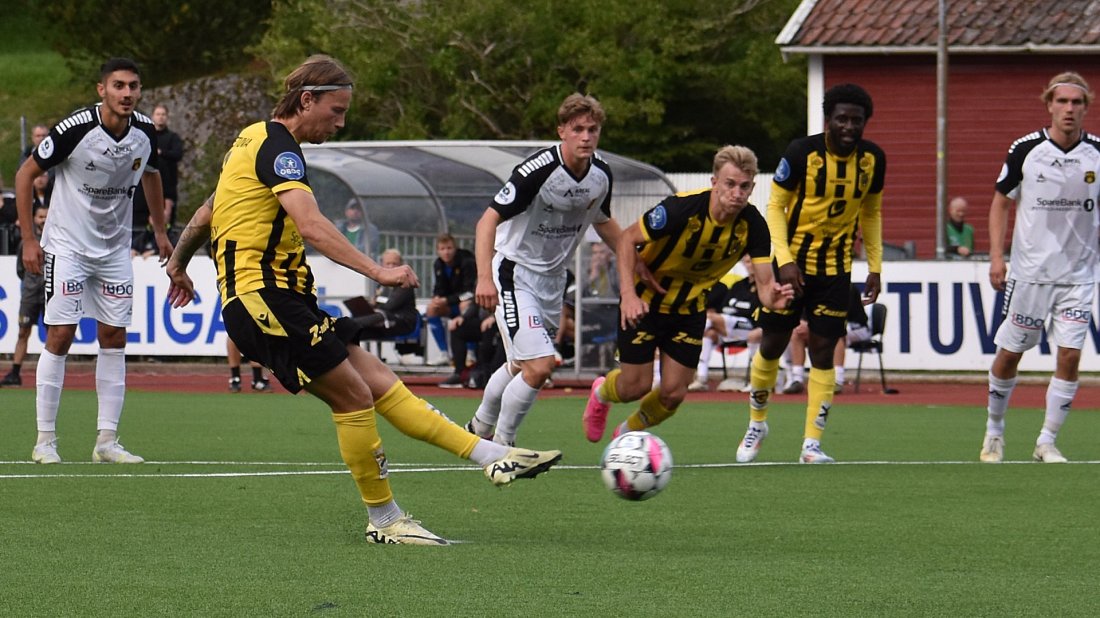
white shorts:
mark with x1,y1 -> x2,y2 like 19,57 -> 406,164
993,279 -> 1094,353
846,322 -> 871,345
44,251 -> 134,328
713,314 -> 755,342
492,254 -> 562,362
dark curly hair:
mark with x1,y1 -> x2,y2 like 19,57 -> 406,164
823,83 -> 873,120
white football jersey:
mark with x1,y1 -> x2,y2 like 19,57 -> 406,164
34,104 -> 159,259
995,128 -> 1100,284
490,145 -> 612,274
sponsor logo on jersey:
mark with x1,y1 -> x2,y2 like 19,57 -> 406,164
38,137 -> 55,159
494,181 -> 517,205
528,315 -> 544,329
80,184 -> 134,199
646,205 -> 668,230
274,152 -> 305,180
564,187 -> 591,198
534,223 -> 583,238
1051,157 -> 1080,167
62,280 -> 84,296
774,157 -> 790,182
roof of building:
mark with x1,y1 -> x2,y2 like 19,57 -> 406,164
777,0 -> 1100,53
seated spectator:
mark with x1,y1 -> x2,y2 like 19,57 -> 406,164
690,256 -> 761,392
347,248 -> 420,340
946,196 -> 975,259
426,233 -> 476,361
783,284 -> 870,394
440,304 -> 504,389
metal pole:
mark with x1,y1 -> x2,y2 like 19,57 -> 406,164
935,0 -> 948,259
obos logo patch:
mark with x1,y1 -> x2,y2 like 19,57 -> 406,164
774,157 -> 791,183
274,152 -> 305,180
996,163 -> 1009,184
38,136 -> 55,159
646,204 -> 668,230
494,181 -> 516,205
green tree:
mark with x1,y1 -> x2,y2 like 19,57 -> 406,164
253,0 -> 805,171
34,0 -> 274,86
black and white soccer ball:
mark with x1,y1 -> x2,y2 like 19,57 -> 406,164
600,431 -> 672,501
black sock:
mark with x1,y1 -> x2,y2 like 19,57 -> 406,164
252,366 -> 265,383
11,363 -> 21,374
230,366 -> 241,380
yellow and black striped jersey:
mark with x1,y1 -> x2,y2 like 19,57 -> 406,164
211,121 -> 315,302
769,133 -> 885,275
635,190 -> 771,315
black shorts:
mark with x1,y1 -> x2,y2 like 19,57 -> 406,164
618,310 -> 707,369
758,272 -> 850,339
221,288 -> 360,394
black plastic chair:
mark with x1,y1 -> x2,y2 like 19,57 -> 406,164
849,303 -> 898,394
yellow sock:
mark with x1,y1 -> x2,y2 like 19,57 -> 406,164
331,408 -> 392,507
375,382 -> 479,458
626,389 -> 677,431
804,367 -> 836,441
749,352 -> 779,423
600,368 -> 624,403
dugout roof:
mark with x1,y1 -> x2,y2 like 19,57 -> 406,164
301,141 -> 675,239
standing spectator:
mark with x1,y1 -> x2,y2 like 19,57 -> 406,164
165,55 -> 560,545
583,146 -> 791,441
15,57 -> 173,464
152,105 -> 184,228
945,196 -> 975,259
463,92 -> 625,447
980,72 -> 1100,464
585,240 -> 618,298
1,204 -> 49,387
733,83 -> 886,465
425,232 -> 476,363
337,199 -> 370,252
20,124 -> 50,164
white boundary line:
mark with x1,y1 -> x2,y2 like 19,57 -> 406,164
2,459 -> 1099,480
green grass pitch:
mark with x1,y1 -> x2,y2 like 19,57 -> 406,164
2,388 -> 1099,617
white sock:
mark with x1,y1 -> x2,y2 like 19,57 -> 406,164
494,374 -> 541,445
834,366 -> 846,386
790,365 -> 805,383
473,363 -> 515,427
96,348 -> 127,433
36,349 -> 67,434
697,337 -> 716,383
986,371 -> 1017,436
1038,377 -> 1077,445
367,500 -> 403,527
469,439 -> 510,466
801,438 -> 820,450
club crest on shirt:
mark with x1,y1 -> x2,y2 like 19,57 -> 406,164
274,152 -> 305,180
774,157 -> 791,183
1086,171 -> 1096,184
646,204 -> 668,230
131,158 -> 142,171
494,181 -> 517,205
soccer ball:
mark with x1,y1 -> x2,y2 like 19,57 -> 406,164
600,431 -> 672,501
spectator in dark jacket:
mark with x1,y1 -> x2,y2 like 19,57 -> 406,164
425,233 -> 476,360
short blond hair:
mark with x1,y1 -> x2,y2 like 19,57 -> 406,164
713,145 -> 758,178
557,93 -> 606,126
1042,71 -> 1093,106
380,248 -> 403,265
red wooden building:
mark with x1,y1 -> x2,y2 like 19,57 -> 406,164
777,0 -> 1100,258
